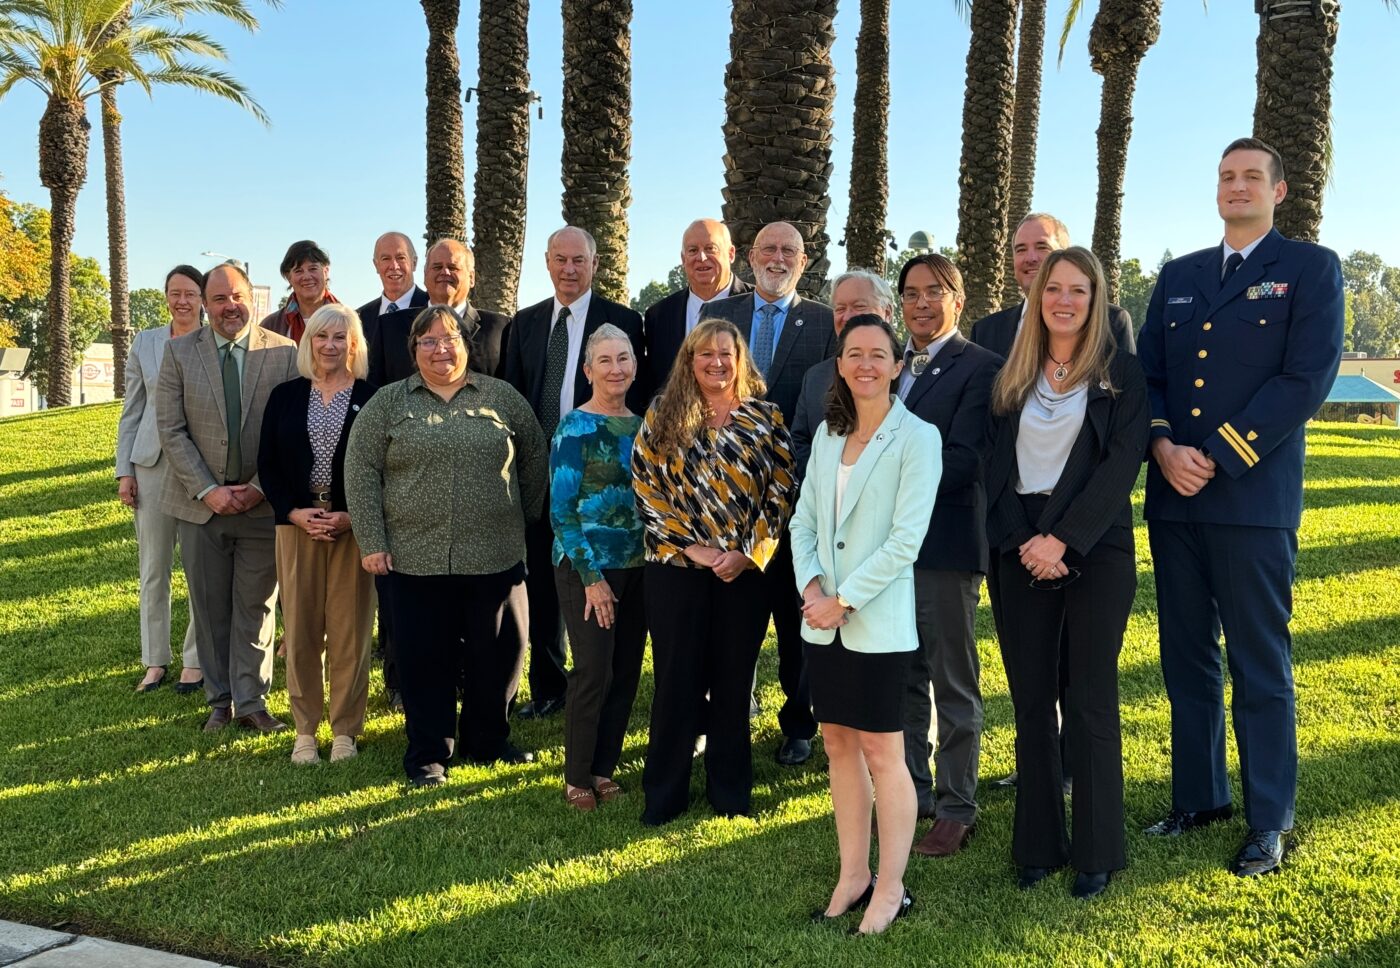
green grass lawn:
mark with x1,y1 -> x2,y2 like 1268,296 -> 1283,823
1,404 -> 1397,967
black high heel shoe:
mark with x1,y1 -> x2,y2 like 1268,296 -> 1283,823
136,666 -> 167,693
809,876 -> 876,924
850,888 -> 915,935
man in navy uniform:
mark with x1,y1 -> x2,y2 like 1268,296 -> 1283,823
1139,137 -> 1343,876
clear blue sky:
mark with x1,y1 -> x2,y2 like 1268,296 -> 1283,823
0,2 -> 1396,312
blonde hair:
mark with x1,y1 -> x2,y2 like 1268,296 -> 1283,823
648,318 -> 766,452
991,246 -> 1117,415
297,303 -> 368,380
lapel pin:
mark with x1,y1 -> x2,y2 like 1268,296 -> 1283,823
1099,381 -> 1109,390
931,367 -> 941,377
876,433 -> 885,441
794,318 -> 804,327
351,404 -> 361,412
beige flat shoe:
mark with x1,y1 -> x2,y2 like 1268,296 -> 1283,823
330,735 -> 357,762
291,734 -> 320,765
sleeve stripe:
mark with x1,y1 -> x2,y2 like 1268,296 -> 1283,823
1150,419 -> 1173,429
1219,423 -> 1259,467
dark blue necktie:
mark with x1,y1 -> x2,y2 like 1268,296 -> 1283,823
1222,251 -> 1244,283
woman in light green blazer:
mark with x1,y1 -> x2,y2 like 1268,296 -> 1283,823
789,314 -> 941,935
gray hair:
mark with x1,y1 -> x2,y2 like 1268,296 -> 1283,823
583,323 -> 635,366
831,268 -> 894,311
546,225 -> 598,260
426,237 -> 474,268
1016,213 -> 1070,249
376,231 -> 419,267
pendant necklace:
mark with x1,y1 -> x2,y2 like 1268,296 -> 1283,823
1048,351 -> 1072,383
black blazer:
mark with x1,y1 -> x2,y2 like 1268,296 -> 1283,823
504,293 -> 647,416
368,301 -> 511,388
642,277 -> 752,397
257,377 -> 376,525
903,334 -> 1003,573
356,286 -> 428,353
702,290 -> 835,422
970,301 -> 1137,360
985,351 -> 1149,558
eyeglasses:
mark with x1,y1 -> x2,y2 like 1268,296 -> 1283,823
901,286 -> 955,303
1029,566 -> 1082,590
416,335 -> 463,351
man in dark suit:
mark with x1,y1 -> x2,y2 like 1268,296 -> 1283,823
969,213 -> 1136,359
889,254 -> 1003,858
368,239 -> 510,387
643,218 -> 751,395
1140,138 -> 1343,877
504,226 -> 646,718
969,212 -> 1136,792
356,231 -> 428,353
704,220 -> 835,766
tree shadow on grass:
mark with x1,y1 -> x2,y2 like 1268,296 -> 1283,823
0,457 -> 113,491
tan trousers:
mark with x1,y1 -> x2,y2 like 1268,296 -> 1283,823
275,522 -> 374,737
132,459 -> 200,669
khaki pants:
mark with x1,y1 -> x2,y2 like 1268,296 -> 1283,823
275,522 -> 373,737
132,459 -> 200,670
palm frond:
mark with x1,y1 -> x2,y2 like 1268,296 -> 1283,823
130,0 -> 260,33
950,0 -> 970,24
126,26 -> 229,64
141,62 -> 268,124
1057,0 -> 1085,68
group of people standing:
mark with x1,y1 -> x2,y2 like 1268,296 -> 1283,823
114,137 -> 1342,934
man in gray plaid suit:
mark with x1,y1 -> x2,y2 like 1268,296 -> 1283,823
157,263 -> 299,732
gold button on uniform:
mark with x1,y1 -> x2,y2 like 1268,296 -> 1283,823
1198,349 -> 1208,358
1195,378 -> 1205,388
1259,319 -> 1267,326
1203,322 -> 1213,331
1191,408 -> 1201,417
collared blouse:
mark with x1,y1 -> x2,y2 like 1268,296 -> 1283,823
549,409 -> 646,585
631,397 -> 795,570
344,372 -> 547,576
308,385 -> 353,488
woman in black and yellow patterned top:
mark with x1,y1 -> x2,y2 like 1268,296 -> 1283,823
632,318 -> 795,826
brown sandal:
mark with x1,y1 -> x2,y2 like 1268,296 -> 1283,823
564,784 -> 597,812
593,778 -> 623,803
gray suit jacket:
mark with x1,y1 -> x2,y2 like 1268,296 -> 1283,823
116,325 -> 193,477
156,324 -> 298,524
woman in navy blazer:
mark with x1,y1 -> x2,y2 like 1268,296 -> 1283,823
789,315 -> 940,935
984,247 -> 1149,900
258,304 -> 377,765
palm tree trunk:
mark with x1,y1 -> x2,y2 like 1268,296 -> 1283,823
723,0 -> 838,297
1253,0 -> 1339,243
955,0 -> 1018,324
38,96 -> 89,407
472,0 -> 532,315
1088,0 -> 1161,303
843,0 -> 890,275
561,0 -> 633,303
422,0 -> 467,244
1003,0 -> 1047,304
101,86 -> 130,399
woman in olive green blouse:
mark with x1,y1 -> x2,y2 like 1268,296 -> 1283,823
345,306 -> 547,787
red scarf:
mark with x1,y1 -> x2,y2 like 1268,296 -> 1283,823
282,290 -> 341,344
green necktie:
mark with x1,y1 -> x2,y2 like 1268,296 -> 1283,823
539,306 -> 571,437
223,343 -> 242,483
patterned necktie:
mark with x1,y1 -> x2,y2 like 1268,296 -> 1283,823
540,306 -> 571,436
753,303 -> 777,378
1222,251 -> 1244,283
222,343 -> 242,483
387,301 -> 399,313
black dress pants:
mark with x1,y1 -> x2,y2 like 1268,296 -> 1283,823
996,520 -> 1133,873
642,563 -> 768,824
765,539 -> 817,740
389,565 -> 528,780
374,573 -> 399,694
555,563 -> 646,788
524,517 -> 568,702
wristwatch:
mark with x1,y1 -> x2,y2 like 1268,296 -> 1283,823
836,594 -> 854,613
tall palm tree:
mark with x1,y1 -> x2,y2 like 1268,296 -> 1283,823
471,0 -> 531,315
723,0 -> 838,297
1252,0 -> 1337,243
1085,0 -> 1161,302
0,0 -> 268,406
422,0 -> 466,245
955,0 -> 1018,323
1003,0 -> 1047,304
843,0 -> 889,275
561,0 -> 633,303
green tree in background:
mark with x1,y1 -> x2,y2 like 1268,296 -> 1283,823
1342,250 -> 1400,358
129,287 -> 171,332
629,264 -> 686,315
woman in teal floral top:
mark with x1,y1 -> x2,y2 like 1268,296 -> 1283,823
550,324 -> 647,812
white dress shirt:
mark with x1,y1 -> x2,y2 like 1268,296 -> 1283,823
1222,232 -> 1267,271
380,285 -> 419,316
685,279 -> 741,334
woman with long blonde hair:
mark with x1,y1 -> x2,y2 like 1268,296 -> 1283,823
632,318 -> 795,826
984,247 -> 1148,899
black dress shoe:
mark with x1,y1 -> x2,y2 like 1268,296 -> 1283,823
850,888 -> 913,935
136,666 -> 167,693
1071,870 -> 1112,899
809,876 -> 876,923
488,743 -> 535,765
992,771 -> 1018,789
1232,828 -> 1289,877
173,678 -> 204,695
516,696 -> 565,719
1017,866 -> 1058,890
776,737 -> 812,766
1144,804 -> 1233,837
